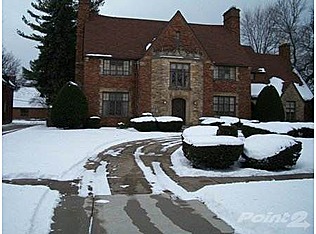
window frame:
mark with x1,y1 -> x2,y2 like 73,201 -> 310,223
214,66 -> 236,80
102,92 -> 129,117
170,63 -> 190,89
285,101 -> 296,121
101,59 -> 132,76
213,96 -> 236,116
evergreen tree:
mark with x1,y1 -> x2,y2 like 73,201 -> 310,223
51,81 -> 88,129
18,0 -> 105,105
254,85 -> 285,122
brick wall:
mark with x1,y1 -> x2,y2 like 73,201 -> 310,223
282,83 -> 305,121
83,57 -> 137,126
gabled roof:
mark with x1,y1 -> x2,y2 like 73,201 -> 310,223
84,12 -> 250,65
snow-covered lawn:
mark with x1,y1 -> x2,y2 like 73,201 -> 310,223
2,183 -> 60,234
2,123 -> 314,234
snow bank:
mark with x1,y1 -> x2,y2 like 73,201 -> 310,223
194,179 -> 313,234
3,184 -> 60,234
244,134 -> 300,160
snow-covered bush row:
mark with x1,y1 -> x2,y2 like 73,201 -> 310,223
242,134 -> 302,171
130,116 -> 183,132
200,116 -> 314,138
182,126 -> 243,169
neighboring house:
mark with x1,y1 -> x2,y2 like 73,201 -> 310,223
248,45 -> 314,122
75,0 -> 313,126
13,87 -> 48,120
2,75 -> 15,124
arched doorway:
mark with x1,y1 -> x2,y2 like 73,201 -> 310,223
172,98 -> 186,123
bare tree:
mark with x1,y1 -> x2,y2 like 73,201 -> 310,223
241,0 -> 313,91
271,0 -> 307,67
241,4 -> 278,54
2,47 -> 21,77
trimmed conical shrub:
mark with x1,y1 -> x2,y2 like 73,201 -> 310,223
254,85 -> 285,122
51,81 -> 88,129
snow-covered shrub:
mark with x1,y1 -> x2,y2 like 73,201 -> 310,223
130,116 -> 183,132
241,134 -> 302,171
130,116 -> 158,132
117,122 -> 128,129
85,116 -> 101,129
241,125 -> 272,138
156,116 -> 183,132
182,126 -> 243,169
217,125 -> 238,137
287,127 -> 314,138
51,82 -> 88,129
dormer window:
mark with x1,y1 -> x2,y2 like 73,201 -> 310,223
214,66 -> 236,80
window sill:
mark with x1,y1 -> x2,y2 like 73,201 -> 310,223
169,87 -> 191,91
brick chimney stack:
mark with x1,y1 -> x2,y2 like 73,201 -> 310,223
223,7 -> 240,43
75,0 -> 90,86
279,43 -> 291,65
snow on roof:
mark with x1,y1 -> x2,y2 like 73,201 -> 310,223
244,134 -> 300,160
85,53 -> 113,58
269,77 -> 284,96
251,77 -> 284,98
251,83 -> 266,98
13,87 -> 46,108
292,69 -> 313,101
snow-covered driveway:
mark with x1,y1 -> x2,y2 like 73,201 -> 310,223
2,124 -> 314,234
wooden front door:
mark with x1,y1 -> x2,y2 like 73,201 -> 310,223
172,98 -> 186,123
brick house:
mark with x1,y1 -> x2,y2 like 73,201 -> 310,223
13,86 -> 48,120
2,75 -> 15,124
76,0 -> 313,126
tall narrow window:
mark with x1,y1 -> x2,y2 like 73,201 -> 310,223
101,59 -> 132,76
285,101 -> 296,121
214,66 -> 236,80
102,92 -> 129,117
213,96 -> 236,116
170,63 -> 190,89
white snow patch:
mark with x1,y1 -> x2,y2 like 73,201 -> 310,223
130,116 -> 156,123
2,184 -> 61,234
244,134 -> 300,160
86,53 -> 112,58
194,179 -> 313,234
155,116 -> 183,122
183,135 -> 243,147
293,68 -> 313,101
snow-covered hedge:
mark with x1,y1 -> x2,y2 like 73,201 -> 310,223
241,134 -> 302,171
182,126 -> 243,169
130,116 -> 183,132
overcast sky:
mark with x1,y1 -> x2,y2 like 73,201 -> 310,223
2,0 -> 314,70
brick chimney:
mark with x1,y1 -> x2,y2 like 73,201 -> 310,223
75,0 -> 90,86
223,7 -> 240,43
279,43 -> 291,65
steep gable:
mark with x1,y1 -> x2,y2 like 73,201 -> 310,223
149,11 -> 208,58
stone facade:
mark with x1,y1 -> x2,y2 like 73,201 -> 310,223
282,83 -> 305,121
